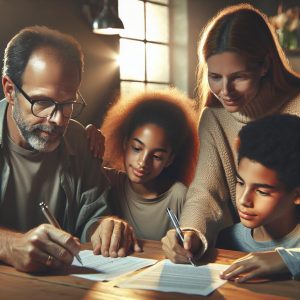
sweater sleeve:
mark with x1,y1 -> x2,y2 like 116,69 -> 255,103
276,247 -> 300,280
180,108 -> 237,253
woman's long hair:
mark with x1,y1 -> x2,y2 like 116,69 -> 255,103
197,3 -> 300,110
101,89 -> 199,186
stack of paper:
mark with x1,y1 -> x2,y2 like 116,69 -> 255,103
71,250 -> 157,281
72,251 -> 228,295
117,259 -> 228,296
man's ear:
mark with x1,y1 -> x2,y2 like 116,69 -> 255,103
293,187 -> 300,205
2,75 -> 16,104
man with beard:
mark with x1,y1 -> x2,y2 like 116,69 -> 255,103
0,26 -> 138,273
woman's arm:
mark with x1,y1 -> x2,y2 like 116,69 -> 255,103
162,108 -> 239,262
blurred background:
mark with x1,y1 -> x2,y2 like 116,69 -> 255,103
1,0 -> 300,126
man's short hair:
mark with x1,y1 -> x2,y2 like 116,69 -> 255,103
237,114 -> 300,191
2,26 -> 84,86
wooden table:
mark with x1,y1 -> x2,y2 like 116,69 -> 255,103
0,240 -> 299,300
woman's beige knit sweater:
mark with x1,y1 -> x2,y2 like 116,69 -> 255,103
180,90 -> 300,253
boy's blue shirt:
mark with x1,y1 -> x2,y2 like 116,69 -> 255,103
216,222 -> 300,252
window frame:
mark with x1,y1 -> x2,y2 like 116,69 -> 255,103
119,0 -> 170,94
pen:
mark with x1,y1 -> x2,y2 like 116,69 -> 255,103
166,208 -> 196,267
39,202 -> 83,265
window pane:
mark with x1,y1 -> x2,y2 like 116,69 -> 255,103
152,0 -> 169,4
146,43 -> 169,82
145,83 -> 170,92
120,39 -> 145,81
121,81 -> 146,97
146,3 -> 169,43
119,0 -> 145,39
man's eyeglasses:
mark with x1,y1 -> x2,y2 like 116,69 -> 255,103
11,78 -> 87,119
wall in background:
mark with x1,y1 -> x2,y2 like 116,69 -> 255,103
1,0 -> 299,126
0,0 -> 120,126
186,0 -> 230,98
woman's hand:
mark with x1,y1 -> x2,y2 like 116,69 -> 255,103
220,250 -> 289,283
85,124 -> 105,158
161,229 -> 203,264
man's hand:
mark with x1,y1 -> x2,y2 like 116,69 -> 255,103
3,224 -> 80,273
161,229 -> 203,263
220,250 -> 289,283
85,124 -> 105,159
91,217 -> 141,258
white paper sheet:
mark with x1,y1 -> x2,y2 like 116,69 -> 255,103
117,259 -> 228,296
71,250 -> 157,281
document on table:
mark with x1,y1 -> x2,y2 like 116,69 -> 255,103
71,250 -> 157,281
117,259 -> 228,296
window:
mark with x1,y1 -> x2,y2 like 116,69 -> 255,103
118,0 -> 170,96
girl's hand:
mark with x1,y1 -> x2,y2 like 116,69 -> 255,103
85,124 -> 105,158
90,217 -> 142,257
220,250 -> 289,283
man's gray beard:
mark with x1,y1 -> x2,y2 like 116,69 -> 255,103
12,100 -> 65,152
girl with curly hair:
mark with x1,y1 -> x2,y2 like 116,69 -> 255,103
97,89 -> 199,241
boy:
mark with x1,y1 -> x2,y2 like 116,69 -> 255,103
216,114 -> 300,282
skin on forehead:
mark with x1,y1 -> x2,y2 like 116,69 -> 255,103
21,46 -> 81,101
207,51 -> 251,75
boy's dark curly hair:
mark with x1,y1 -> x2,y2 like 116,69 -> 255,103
237,114 -> 300,191
101,89 -> 199,186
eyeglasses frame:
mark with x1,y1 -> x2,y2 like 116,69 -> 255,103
10,78 -> 87,119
